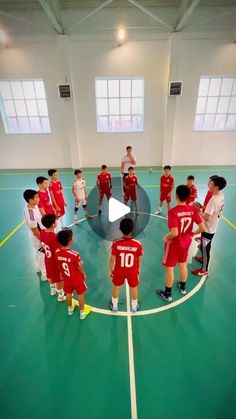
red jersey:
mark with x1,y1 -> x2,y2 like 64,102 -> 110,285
97,172 -> 111,191
55,248 -> 84,283
38,189 -> 55,215
186,184 -> 198,204
125,175 -> 138,191
49,180 -> 65,216
203,191 -> 212,208
110,237 -> 143,276
160,175 -> 174,193
168,204 -> 202,249
40,230 -> 60,282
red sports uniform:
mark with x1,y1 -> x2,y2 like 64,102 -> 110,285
124,175 -> 138,201
160,175 -> 174,203
49,180 -> 65,217
162,205 -> 202,267
38,190 -> 55,215
55,249 -> 87,295
203,191 -> 212,209
186,184 -> 198,204
40,230 -> 60,283
97,172 -> 112,200
110,237 -> 143,287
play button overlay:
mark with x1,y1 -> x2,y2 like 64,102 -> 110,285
109,198 -> 130,222
86,176 -> 151,241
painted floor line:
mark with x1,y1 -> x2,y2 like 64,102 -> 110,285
221,215 -> 236,230
0,220 -> 25,247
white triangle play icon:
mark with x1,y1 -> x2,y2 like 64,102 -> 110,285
108,197 -> 130,223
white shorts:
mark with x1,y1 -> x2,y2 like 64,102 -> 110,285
75,197 -> 87,206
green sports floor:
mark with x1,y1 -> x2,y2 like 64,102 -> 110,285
0,166 -> 236,419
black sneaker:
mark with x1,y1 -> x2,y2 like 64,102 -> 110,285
177,281 -> 187,295
98,210 -> 102,215
156,290 -> 172,302
109,299 -> 118,313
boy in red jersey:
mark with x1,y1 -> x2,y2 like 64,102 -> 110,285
40,214 -> 65,301
48,169 -> 67,228
186,175 -> 198,205
124,166 -> 140,215
56,229 -> 91,319
109,218 -> 143,313
36,176 -> 55,216
97,164 -> 112,215
155,165 -> 174,215
156,185 -> 204,302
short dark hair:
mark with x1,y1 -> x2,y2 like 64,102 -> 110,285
212,176 -> 227,191
48,169 -> 57,177
120,218 -> 134,235
23,189 -> 38,203
187,175 -> 194,181
41,214 -> 56,229
209,175 -> 218,180
164,165 -> 171,170
176,185 -> 191,202
101,164 -> 107,170
126,146 -> 132,151
57,229 -> 73,246
128,166 -> 134,171
74,169 -> 82,175
36,176 -> 48,185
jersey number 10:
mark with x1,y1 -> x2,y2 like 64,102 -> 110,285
119,252 -> 135,268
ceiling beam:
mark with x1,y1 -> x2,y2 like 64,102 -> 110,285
67,0 -> 114,32
187,6 -> 236,29
174,0 -> 201,32
127,0 -> 173,31
38,0 -> 64,34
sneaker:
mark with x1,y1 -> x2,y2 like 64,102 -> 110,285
86,214 -> 93,220
155,209 -> 161,215
109,299 -> 118,313
156,290 -> 172,302
50,285 -> 57,296
57,292 -> 66,302
194,256 -> 203,263
131,302 -> 140,312
135,210 -> 140,216
68,299 -> 77,315
80,304 -> 91,320
74,218 -> 79,225
98,210 -> 102,215
177,281 -> 187,295
191,268 -> 208,276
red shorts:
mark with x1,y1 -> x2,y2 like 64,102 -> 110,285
162,241 -> 189,267
100,189 -> 112,200
112,272 -> 139,288
45,259 -> 61,283
63,278 -> 87,295
56,205 -> 65,218
160,191 -> 171,203
125,190 -> 137,202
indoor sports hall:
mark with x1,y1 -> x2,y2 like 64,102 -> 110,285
0,2 -> 236,419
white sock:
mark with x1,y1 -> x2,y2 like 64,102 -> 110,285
60,217 -> 65,228
131,299 -> 138,309
158,207 -> 162,212
112,297 -> 118,308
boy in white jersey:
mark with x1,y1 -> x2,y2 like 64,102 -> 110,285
23,189 -> 47,281
72,169 -> 92,224
192,176 -> 226,276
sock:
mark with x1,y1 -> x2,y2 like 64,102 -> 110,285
131,299 -> 138,309
180,281 -> 186,289
99,205 -> 102,210
60,217 -> 65,228
165,286 -> 172,296
159,207 -> 162,212
74,207 -> 79,215
82,205 -> 88,215
112,297 -> 118,308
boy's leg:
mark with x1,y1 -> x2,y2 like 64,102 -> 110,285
155,200 -> 163,215
177,263 -> 188,294
110,285 -> 120,311
82,204 -> 92,220
78,293 -> 85,312
78,293 -> 91,319
57,281 -> 66,301
98,194 -> 103,214
130,286 -> 139,311
74,200 -> 79,224
156,266 -> 174,301
37,249 -> 47,280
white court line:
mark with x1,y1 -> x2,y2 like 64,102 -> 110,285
125,282 -> 138,419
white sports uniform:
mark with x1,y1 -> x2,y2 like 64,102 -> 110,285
73,179 -> 87,206
24,205 -> 46,277
121,154 -> 136,174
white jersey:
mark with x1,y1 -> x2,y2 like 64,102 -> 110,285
73,179 -> 86,199
204,192 -> 224,234
24,205 -> 44,250
122,154 -> 136,174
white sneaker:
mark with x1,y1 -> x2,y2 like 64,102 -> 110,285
74,218 -> 79,225
50,285 -> 57,296
155,209 -> 161,215
57,292 -> 66,302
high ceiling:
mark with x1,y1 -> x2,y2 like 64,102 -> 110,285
0,0 -> 236,35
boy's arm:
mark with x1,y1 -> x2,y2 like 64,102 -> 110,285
201,212 -> 212,222
31,227 -> 40,240
121,161 -> 124,173
130,155 -> 136,165
163,227 -> 178,242
77,263 -> 87,280
84,186 -> 87,200
138,256 -> 142,273
109,255 -> 116,278
72,185 -> 77,199
192,222 -> 205,236
49,190 -> 60,211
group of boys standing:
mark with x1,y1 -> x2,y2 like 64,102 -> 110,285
23,146 -> 227,317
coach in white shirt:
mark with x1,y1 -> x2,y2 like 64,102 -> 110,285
121,146 -> 136,181
192,176 -> 227,276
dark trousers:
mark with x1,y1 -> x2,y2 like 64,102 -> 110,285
123,173 -> 128,193
200,232 -> 215,271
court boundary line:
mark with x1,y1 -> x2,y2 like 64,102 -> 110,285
0,220 -> 25,248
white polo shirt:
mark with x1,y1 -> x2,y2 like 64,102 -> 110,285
24,205 -> 43,249
122,154 -> 136,173
204,192 -> 224,234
